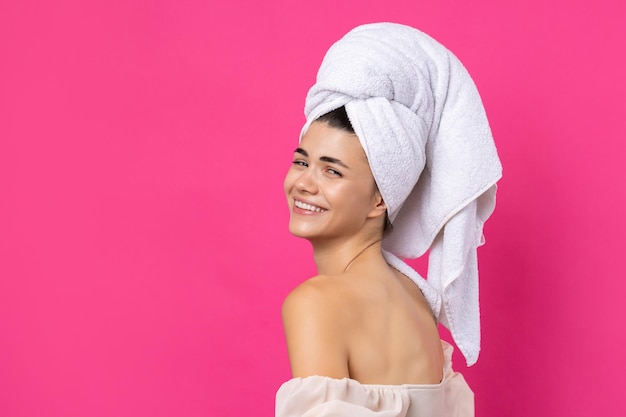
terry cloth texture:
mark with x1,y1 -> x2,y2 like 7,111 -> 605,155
302,22 -> 502,366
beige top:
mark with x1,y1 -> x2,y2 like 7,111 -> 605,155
275,342 -> 473,417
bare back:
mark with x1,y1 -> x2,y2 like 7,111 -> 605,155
282,259 -> 444,385
340,266 -> 443,385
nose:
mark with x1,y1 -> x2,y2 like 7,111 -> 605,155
295,168 -> 318,194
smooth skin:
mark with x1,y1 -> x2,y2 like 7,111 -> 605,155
283,121 -> 443,385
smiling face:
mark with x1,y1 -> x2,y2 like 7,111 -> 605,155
284,121 -> 386,242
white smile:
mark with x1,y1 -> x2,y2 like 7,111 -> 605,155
294,200 -> 326,213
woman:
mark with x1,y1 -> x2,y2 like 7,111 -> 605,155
277,23 -> 502,417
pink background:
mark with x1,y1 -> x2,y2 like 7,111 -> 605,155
1,1 -> 625,416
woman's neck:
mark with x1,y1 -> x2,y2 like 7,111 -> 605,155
311,236 -> 384,276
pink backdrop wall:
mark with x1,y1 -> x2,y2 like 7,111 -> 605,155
1,1 -> 625,416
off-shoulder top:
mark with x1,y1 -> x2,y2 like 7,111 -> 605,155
275,341 -> 473,417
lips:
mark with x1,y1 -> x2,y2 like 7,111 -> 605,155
294,199 -> 326,213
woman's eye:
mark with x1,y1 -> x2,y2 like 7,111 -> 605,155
292,160 -> 308,167
327,168 -> 342,177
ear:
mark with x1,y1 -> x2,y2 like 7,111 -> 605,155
367,191 -> 387,219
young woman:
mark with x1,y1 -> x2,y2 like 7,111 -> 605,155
276,23 -> 501,417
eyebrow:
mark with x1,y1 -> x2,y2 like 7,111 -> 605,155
295,148 -> 350,169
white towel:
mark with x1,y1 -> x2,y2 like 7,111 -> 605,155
302,23 -> 502,366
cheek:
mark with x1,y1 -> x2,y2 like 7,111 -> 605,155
329,184 -> 366,208
339,184 -> 376,213
283,167 -> 297,196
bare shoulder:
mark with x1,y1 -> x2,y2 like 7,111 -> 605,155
282,275 -> 354,335
282,275 -> 344,315
282,276 -> 351,379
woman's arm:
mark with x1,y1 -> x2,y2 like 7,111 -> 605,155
282,278 -> 350,379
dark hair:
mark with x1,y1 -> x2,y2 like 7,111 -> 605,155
316,106 -> 393,235
316,106 -> 355,134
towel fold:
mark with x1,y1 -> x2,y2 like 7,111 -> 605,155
302,23 -> 502,366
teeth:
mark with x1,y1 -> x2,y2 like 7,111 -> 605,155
295,200 -> 325,212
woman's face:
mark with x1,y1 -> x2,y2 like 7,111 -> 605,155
284,121 -> 384,241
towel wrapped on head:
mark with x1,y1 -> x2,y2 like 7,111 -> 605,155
302,23 -> 502,366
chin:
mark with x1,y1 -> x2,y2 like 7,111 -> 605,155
288,220 -> 324,240
288,225 -> 315,240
